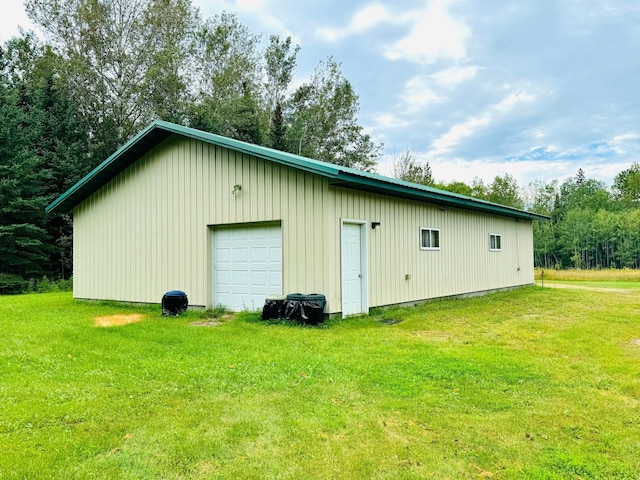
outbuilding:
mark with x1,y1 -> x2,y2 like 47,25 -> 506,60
47,120 -> 548,315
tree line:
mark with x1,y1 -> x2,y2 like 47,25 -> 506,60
1,0 -> 381,290
395,154 -> 640,270
1,0 -> 637,291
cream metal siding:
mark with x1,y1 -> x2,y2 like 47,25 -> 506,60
73,134 -> 535,312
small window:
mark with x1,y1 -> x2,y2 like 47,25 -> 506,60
490,234 -> 502,251
420,228 -> 440,250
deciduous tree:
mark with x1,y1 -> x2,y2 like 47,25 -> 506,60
189,11 -> 263,140
613,162 -> 640,205
392,150 -> 434,186
26,0 -> 197,154
285,57 -> 381,170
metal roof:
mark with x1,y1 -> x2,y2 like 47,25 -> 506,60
46,119 -> 550,221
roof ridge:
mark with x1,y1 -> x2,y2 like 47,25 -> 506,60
46,120 -> 549,222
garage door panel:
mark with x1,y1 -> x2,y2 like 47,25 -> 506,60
250,246 -> 268,262
232,270 -> 249,285
250,270 -> 267,285
269,246 -> 282,259
232,247 -> 250,263
213,224 -> 283,311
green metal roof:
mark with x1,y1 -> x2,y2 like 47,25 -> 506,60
46,119 -> 549,222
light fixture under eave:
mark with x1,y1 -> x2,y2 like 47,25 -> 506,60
371,222 -> 381,229
232,184 -> 242,195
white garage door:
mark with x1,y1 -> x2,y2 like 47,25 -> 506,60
213,224 -> 283,311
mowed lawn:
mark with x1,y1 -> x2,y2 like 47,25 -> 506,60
1,287 -> 639,479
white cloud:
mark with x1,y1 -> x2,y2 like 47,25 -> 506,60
316,2 -> 391,42
371,113 -> 412,131
428,90 -> 537,155
236,0 -> 266,9
402,76 -> 444,110
349,3 -> 390,33
432,65 -> 479,86
494,92 -> 536,114
613,133 -> 639,142
379,150 -> 634,187
194,0 -> 297,42
429,157 -> 577,186
430,115 -> 491,155
0,1 -> 34,43
383,0 -> 470,64
315,0 -> 470,64
530,129 -> 548,140
610,133 -> 639,154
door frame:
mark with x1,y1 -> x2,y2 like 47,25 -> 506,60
340,219 -> 368,316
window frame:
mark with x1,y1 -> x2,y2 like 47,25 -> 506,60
420,228 -> 441,251
489,233 -> 502,252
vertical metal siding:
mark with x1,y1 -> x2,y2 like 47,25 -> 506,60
73,134 -> 536,312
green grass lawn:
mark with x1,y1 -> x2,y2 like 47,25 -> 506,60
1,288 -> 639,479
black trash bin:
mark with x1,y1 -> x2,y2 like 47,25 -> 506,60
162,290 -> 188,316
262,294 -> 287,320
284,293 -> 304,321
300,293 -> 327,325
284,293 -> 326,324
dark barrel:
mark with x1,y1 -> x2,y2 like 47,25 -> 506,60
300,293 -> 327,325
283,293 -> 326,324
162,290 -> 188,316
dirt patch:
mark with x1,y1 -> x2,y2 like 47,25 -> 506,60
190,320 -> 224,327
379,318 -> 403,325
631,339 -> 640,346
413,330 -> 457,342
94,314 -> 146,327
190,313 -> 235,327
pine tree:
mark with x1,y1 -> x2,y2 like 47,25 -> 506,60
269,102 -> 286,151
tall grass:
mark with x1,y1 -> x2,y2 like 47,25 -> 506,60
1,288 -> 639,479
535,267 -> 640,282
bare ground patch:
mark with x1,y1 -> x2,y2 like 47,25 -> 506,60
190,314 -> 235,327
94,314 -> 146,327
190,320 -> 224,327
413,330 -> 459,342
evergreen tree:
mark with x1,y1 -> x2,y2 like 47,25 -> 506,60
0,35 -> 90,280
0,42 -> 50,278
230,82 -> 262,144
269,102 -> 286,151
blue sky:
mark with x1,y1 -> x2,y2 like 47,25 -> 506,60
3,0 -> 639,187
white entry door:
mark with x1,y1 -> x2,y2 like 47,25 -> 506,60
213,224 -> 282,311
341,222 -> 367,316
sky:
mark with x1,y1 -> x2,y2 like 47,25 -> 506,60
2,0 -> 639,188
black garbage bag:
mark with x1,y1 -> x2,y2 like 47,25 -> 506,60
262,295 -> 287,320
283,293 -> 304,321
299,294 -> 327,325
283,293 -> 326,324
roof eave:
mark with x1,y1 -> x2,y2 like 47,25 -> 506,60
46,121 -> 171,213
47,120 -> 343,214
330,172 -> 550,222
45,119 -> 550,223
